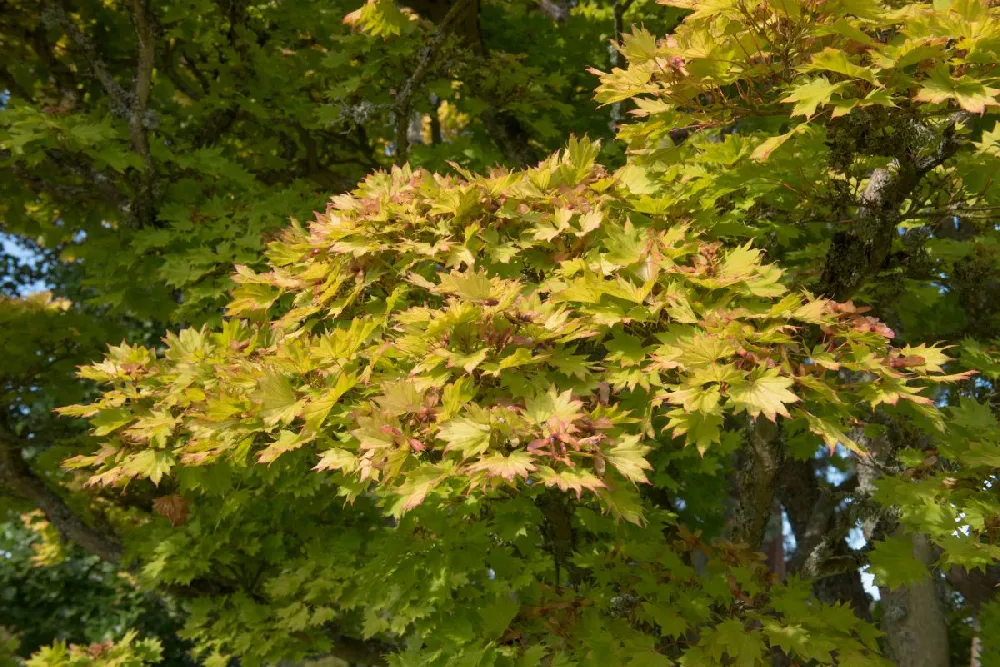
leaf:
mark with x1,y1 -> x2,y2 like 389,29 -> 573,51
868,534 -> 930,591
467,451 -> 536,481
709,619 -> 765,667
604,435 -> 653,483
91,408 -> 133,436
153,495 -> 190,527
537,466 -> 606,497
727,369 -> 800,421
525,388 -> 583,426
439,417 -> 492,457
478,596 -> 520,639
314,448 -> 359,473
122,450 -> 175,486
915,66 -> 999,114
258,430 -> 311,463
801,411 -> 864,456
781,77 -> 850,118
666,408 -> 724,455
640,602 -> 687,638
801,48 -> 877,83
389,465 -> 444,516
750,129 -> 796,162
256,373 -> 301,426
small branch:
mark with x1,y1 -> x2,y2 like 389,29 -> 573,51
393,0 -> 473,166
40,1 -> 131,115
609,0 -> 635,130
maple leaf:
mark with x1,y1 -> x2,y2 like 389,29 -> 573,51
255,373 -> 301,426
314,447 -> 359,473
439,417 -> 492,457
153,495 -> 190,527
525,388 -> 584,427
389,465 -> 447,516
537,466 -> 606,497
801,410 -> 864,456
467,451 -> 536,482
121,450 -> 175,486
801,48 -> 877,83
915,66 -> 999,114
666,408 -> 724,455
868,534 -> 930,591
604,435 -> 653,483
781,77 -> 850,118
727,368 -> 800,422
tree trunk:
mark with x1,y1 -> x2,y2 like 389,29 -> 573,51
878,532 -> 950,667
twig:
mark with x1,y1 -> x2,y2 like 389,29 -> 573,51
608,0 -> 635,131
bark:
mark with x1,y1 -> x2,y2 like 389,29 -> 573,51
854,417 -> 951,667
819,112 -> 970,300
878,532 -> 950,667
126,0 -> 158,228
730,418 -> 783,550
778,458 -> 872,620
41,0 -> 159,227
945,564 -> 1000,667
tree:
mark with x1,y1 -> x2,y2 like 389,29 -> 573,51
3,0 -> 1000,666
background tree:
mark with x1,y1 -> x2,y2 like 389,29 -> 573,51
3,1 -> 1000,666
1,0 -> 671,658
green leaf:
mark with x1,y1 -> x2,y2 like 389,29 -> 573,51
728,369 -> 800,422
604,435 -> 653,483
868,534 -> 930,591
256,373 -> 301,426
781,77 -> 850,118
801,48 -> 877,83
915,66 -> 1000,114
122,450 -> 175,486
439,417 -> 492,457
478,596 -> 520,639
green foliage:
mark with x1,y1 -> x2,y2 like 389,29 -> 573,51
5,0 -> 1000,665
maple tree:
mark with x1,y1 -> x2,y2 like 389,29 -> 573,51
4,0 -> 1000,666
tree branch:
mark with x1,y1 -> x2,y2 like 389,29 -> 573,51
126,0 -> 157,228
0,426 -> 124,563
40,1 -> 130,115
818,112 -> 971,300
393,0 -> 473,166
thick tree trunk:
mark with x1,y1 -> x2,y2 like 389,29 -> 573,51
878,532 -> 950,667
730,418 -> 783,550
855,421 -> 951,666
